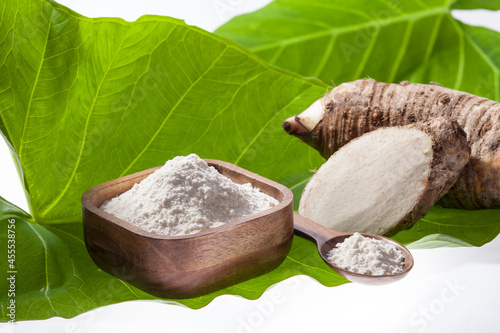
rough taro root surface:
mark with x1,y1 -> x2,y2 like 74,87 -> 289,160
289,79 -> 500,209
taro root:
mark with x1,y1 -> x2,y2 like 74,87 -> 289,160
284,79 -> 500,209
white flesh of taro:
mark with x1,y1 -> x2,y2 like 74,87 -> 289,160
297,99 -> 323,131
299,127 -> 433,235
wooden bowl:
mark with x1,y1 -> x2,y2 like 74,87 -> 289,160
82,159 -> 294,299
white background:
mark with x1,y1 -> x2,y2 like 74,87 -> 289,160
1,1 -> 500,332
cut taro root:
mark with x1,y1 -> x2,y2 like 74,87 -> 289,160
284,79 -> 500,209
298,117 -> 470,236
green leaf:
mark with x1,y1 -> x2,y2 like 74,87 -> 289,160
1,0 -> 500,321
452,0 -> 500,10
406,234 -> 473,249
216,0 -> 500,101
0,196 -> 346,320
393,205 -> 500,247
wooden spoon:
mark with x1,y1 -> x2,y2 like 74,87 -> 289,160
293,213 -> 414,285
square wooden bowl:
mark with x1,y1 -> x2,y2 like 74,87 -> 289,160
82,159 -> 294,299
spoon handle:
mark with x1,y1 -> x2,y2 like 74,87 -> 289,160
293,213 -> 343,245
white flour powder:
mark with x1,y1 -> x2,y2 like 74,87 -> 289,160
327,232 -> 404,275
100,154 -> 278,236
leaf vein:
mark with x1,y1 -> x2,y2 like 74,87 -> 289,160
19,7 -> 54,156
118,46 -> 230,177
25,222 -> 57,315
388,20 -> 413,82
250,7 -> 447,54
40,26 -> 132,217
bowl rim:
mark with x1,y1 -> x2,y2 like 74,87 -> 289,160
82,159 -> 294,240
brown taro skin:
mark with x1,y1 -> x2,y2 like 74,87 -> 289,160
288,79 -> 500,209
388,118 -> 470,235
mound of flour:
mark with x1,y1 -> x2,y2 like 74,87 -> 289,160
100,154 -> 278,236
327,233 -> 404,275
